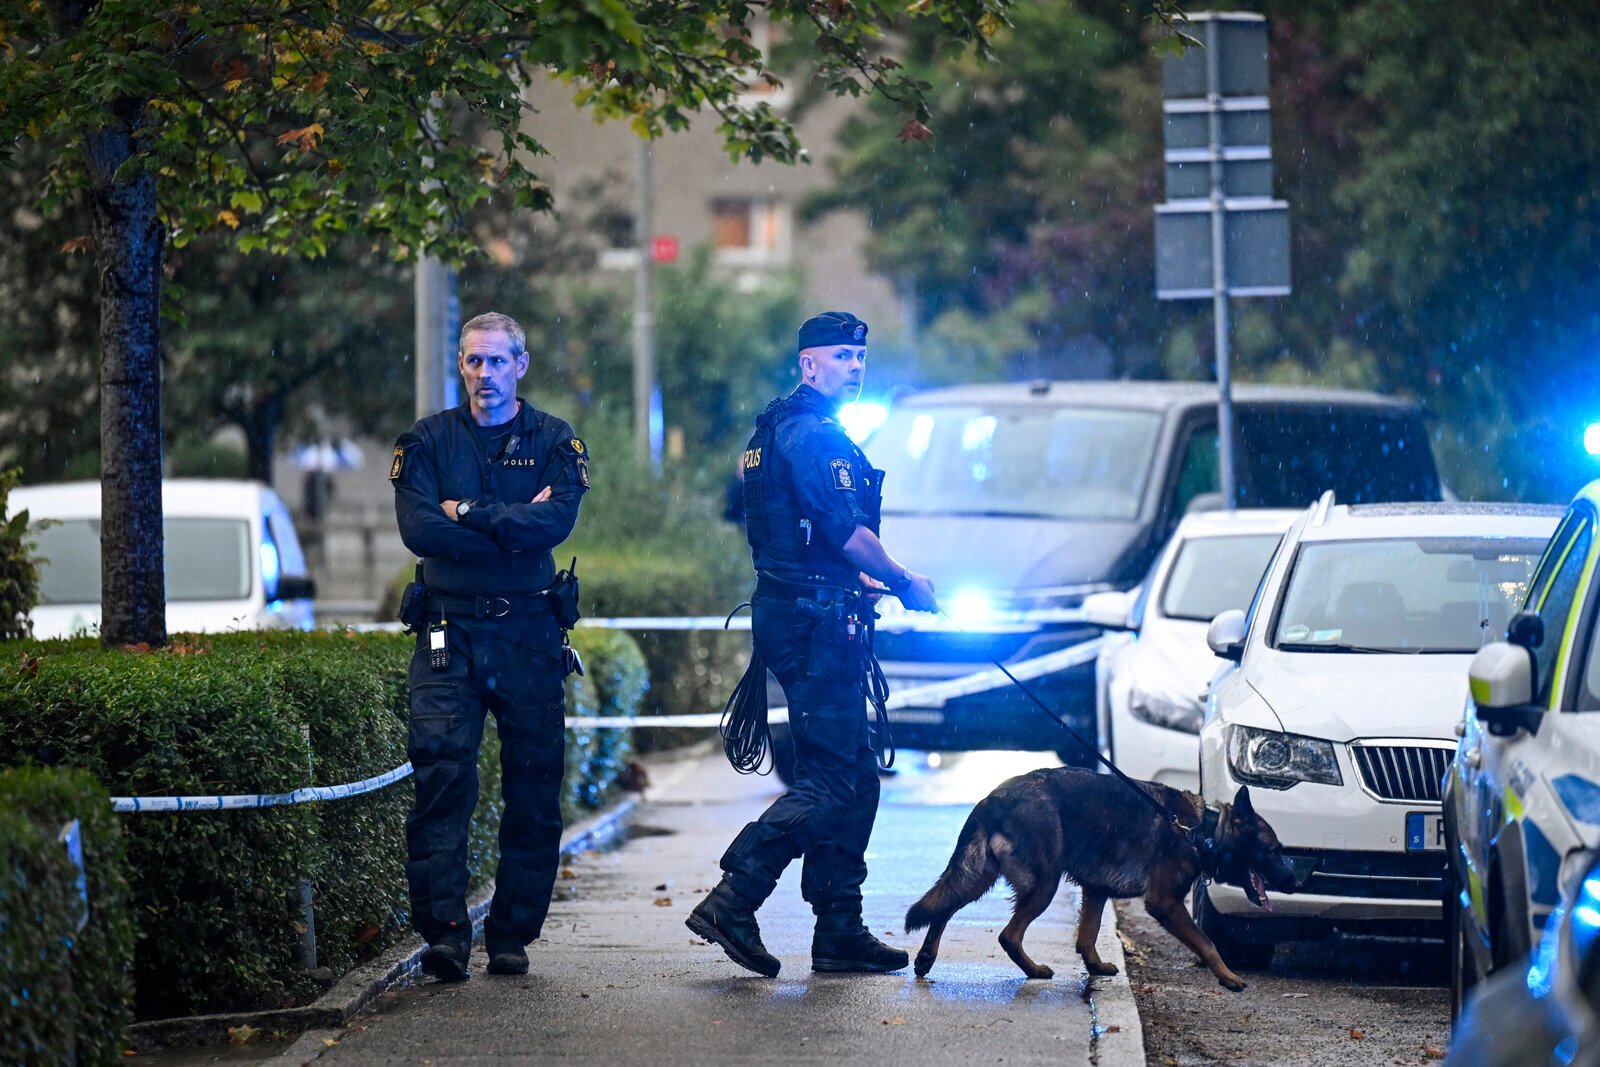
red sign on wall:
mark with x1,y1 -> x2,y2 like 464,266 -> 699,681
651,235 -> 680,264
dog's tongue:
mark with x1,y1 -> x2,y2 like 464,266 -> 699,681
1251,869 -> 1272,912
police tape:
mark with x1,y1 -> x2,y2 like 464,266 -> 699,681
562,633 -> 1110,729
576,607 -> 1089,634
111,761 -> 415,814
110,632 -> 1110,810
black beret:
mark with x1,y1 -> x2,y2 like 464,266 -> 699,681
797,311 -> 868,352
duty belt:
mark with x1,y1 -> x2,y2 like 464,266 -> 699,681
426,592 -> 554,619
754,573 -> 858,604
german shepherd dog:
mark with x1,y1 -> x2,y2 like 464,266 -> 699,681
906,767 -> 1300,991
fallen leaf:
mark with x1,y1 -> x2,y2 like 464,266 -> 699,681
324,1039 -> 339,1048
1423,1048 -> 1446,1060
1103,1025 -> 1121,1034
559,867 -> 576,879
653,897 -> 672,907
1350,1028 -> 1366,1040
227,1025 -> 261,1046
882,1016 -> 906,1025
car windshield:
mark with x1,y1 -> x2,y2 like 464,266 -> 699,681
1271,537 -> 1545,653
1160,533 -> 1284,622
33,517 -> 254,604
871,405 -> 1162,520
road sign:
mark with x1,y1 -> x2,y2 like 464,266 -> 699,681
651,235 -> 680,264
1162,13 -> 1269,98
1155,199 -> 1291,298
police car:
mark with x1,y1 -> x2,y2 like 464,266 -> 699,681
1445,479 -> 1600,1021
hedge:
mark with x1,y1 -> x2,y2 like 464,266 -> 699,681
0,767 -> 134,1067
0,626 -> 646,1024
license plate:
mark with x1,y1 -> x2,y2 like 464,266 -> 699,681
1406,811 -> 1445,852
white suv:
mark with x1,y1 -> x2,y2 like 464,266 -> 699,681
1195,496 -> 1560,966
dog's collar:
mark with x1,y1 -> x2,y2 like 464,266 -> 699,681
1186,805 -> 1224,876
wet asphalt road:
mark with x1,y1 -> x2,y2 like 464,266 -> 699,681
306,748 -> 1145,1066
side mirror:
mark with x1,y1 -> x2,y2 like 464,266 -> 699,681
1206,609 -> 1248,663
1507,611 -> 1544,650
1082,590 -> 1135,631
1469,641 -> 1542,736
273,575 -> 317,603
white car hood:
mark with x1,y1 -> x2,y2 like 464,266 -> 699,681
1136,618 -> 1220,698
1242,650 -> 1472,742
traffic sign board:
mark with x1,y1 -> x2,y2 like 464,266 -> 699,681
1155,199 -> 1290,298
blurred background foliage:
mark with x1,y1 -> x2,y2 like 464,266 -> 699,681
4,0 -> 1600,509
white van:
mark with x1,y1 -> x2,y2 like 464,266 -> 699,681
13,479 -> 316,638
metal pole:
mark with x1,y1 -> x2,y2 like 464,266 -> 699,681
1206,17 -> 1238,510
633,139 -> 662,470
414,98 -> 461,421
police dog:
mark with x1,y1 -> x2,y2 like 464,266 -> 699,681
905,767 -> 1300,991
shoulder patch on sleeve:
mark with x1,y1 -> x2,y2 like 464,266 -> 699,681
569,437 -> 586,455
389,447 -> 404,481
830,457 -> 856,491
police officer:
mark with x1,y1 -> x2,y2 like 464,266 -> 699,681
390,311 -> 590,981
688,311 -> 939,977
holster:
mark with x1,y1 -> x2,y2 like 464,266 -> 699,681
398,565 -> 428,634
796,595 -> 865,682
548,557 -> 582,630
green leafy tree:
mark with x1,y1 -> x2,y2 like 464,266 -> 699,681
1338,0 -> 1600,500
0,0 -> 1022,646
0,468 -> 44,641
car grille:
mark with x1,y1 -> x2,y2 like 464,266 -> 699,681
1285,850 -> 1445,901
1351,744 -> 1452,802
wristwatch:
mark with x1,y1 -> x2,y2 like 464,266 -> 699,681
887,567 -> 913,593
456,499 -> 474,521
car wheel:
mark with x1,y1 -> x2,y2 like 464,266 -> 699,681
1445,866 -> 1477,1026
1193,879 -> 1275,971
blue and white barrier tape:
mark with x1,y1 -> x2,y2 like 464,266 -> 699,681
112,761 -> 414,814
110,631 -> 1108,810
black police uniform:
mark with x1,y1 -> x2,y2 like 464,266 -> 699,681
722,382 -> 887,921
390,397 -> 589,963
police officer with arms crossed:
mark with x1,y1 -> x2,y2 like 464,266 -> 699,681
390,311 -> 590,981
688,311 -> 939,977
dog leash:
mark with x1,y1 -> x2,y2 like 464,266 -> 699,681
936,607 -> 1207,839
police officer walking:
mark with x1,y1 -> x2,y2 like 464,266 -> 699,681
391,311 -> 590,981
688,311 -> 939,977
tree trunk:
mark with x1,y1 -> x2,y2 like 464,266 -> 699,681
85,112 -> 167,647
243,393 -> 280,486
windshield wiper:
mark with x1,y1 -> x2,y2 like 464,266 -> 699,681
1276,642 -> 1420,654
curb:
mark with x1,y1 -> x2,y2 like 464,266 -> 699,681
126,786 -> 648,1053
1088,906 -> 1148,1067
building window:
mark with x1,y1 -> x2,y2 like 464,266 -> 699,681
711,198 -> 789,266
597,210 -> 639,271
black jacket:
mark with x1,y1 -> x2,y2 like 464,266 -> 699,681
391,399 -> 589,595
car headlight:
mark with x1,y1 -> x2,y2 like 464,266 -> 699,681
1226,724 -> 1343,789
1128,687 -> 1203,734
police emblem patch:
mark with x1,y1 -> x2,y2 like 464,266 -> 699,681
831,458 -> 855,490
389,447 -> 404,480
577,458 -> 590,488
570,438 -> 586,455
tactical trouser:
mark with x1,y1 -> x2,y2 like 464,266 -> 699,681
405,608 -> 567,950
720,592 -> 880,915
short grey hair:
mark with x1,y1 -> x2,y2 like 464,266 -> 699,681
459,311 -> 526,355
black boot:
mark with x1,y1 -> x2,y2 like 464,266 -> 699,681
419,926 -> 472,982
811,910 -> 909,973
687,882 -> 781,978
485,941 -> 529,976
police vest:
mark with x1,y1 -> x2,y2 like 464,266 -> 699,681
742,394 -> 884,584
